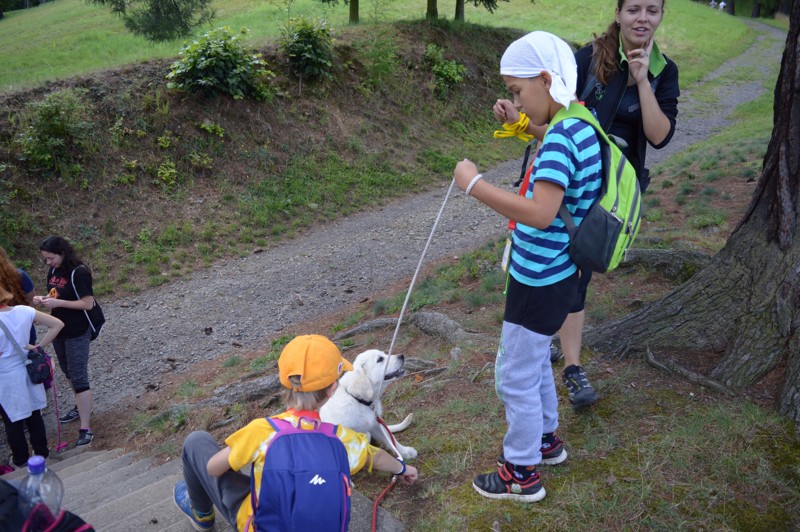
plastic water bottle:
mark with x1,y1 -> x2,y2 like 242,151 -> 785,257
18,455 -> 64,528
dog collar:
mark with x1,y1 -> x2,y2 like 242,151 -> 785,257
347,390 -> 373,408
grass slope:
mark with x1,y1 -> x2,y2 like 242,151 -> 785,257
0,0 -> 753,92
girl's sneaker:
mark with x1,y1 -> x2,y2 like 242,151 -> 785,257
473,462 -> 546,502
59,407 -> 79,424
76,429 -> 93,447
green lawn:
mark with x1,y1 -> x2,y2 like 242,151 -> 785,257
1,0 -> 754,93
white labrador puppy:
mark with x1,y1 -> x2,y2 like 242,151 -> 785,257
320,349 -> 417,460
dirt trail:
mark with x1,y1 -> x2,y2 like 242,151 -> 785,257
46,19 -> 788,419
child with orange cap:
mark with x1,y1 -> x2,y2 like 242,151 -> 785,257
173,334 -> 418,531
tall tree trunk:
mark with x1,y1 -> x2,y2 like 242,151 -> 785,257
426,0 -> 438,20
727,0 -> 735,14
454,0 -> 464,21
752,2 -> 762,17
586,2 -> 800,425
349,0 -> 359,24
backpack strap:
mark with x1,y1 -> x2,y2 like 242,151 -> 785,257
71,266 -> 97,335
579,57 -> 600,103
548,103 -> 616,238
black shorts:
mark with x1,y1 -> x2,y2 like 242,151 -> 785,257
570,268 -> 592,313
504,271 -> 580,336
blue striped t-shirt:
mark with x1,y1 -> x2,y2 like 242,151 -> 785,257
510,116 -> 603,287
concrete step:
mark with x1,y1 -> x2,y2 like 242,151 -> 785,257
3,447 -> 406,531
110,475 -> 187,530
66,457 -> 169,516
83,474 -> 179,529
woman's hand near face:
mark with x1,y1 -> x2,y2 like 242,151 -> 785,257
627,39 -> 653,86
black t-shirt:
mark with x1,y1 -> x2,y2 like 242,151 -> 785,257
47,266 -> 93,339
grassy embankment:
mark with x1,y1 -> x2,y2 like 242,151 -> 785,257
0,0 -> 755,295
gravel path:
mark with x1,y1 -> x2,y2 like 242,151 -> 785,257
51,19 -> 788,417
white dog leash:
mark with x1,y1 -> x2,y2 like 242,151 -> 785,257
378,177 -> 458,394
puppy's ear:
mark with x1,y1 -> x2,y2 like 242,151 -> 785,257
345,368 -> 374,403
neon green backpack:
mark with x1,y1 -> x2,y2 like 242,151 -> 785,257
547,103 -> 642,273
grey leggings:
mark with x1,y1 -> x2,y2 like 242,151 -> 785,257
52,328 -> 91,393
182,431 -> 249,528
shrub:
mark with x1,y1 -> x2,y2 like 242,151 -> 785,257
280,17 -> 335,84
156,160 -> 179,188
424,43 -> 467,97
166,27 -> 274,100
361,31 -> 398,90
15,88 -> 94,170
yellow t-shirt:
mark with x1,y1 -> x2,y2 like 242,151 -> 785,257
226,409 -> 377,531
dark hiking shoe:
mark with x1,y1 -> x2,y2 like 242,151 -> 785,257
563,365 -> 599,409
473,463 -> 545,502
76,429 -> 93,447
59,407 -> 79,424
497,434 -> 568,467
550,344 -> 564,364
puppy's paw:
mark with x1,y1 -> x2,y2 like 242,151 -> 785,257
400,446 -> 417,460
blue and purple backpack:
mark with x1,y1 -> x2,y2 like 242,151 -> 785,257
247,416 -> 352,531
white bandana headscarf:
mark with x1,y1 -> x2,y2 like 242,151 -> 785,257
500,31 -> 577,108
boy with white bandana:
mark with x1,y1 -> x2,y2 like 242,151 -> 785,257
454,31 -> 602,502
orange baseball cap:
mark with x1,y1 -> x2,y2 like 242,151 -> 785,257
278,335 -> 353,392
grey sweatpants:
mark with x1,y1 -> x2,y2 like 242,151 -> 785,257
182,431 -> 249,528
495,321 -> 559,467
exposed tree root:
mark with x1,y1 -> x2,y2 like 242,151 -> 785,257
333,318 -> 399,340
333,310 -> 494,347
644,346 -> 737,397
621,248 -> 712,283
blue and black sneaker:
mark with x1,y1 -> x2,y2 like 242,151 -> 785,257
173,480 -> 216,531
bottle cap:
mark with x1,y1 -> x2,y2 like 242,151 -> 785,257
27,455 -> 46,474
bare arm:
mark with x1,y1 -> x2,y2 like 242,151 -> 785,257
371,448 -> 418,485
454,159 -> 563,229
207,446 -> 232,477
37,294 -> 94,311
32,310 -> 63,349
628,41 -> 671,145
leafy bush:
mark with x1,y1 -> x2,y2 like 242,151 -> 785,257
280,17 -> 335,83
166,27 -> 274,100
15,88 -> 94,170
156,160 -> 179,188
424,43 -> 467,97
361,31 -> 399,90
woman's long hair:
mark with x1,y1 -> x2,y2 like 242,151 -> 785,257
592,0 -> 665,85
39,236 -> 85,272
0,247 -> 28,306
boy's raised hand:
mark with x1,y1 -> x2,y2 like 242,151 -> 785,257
493,99 -> 520,125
